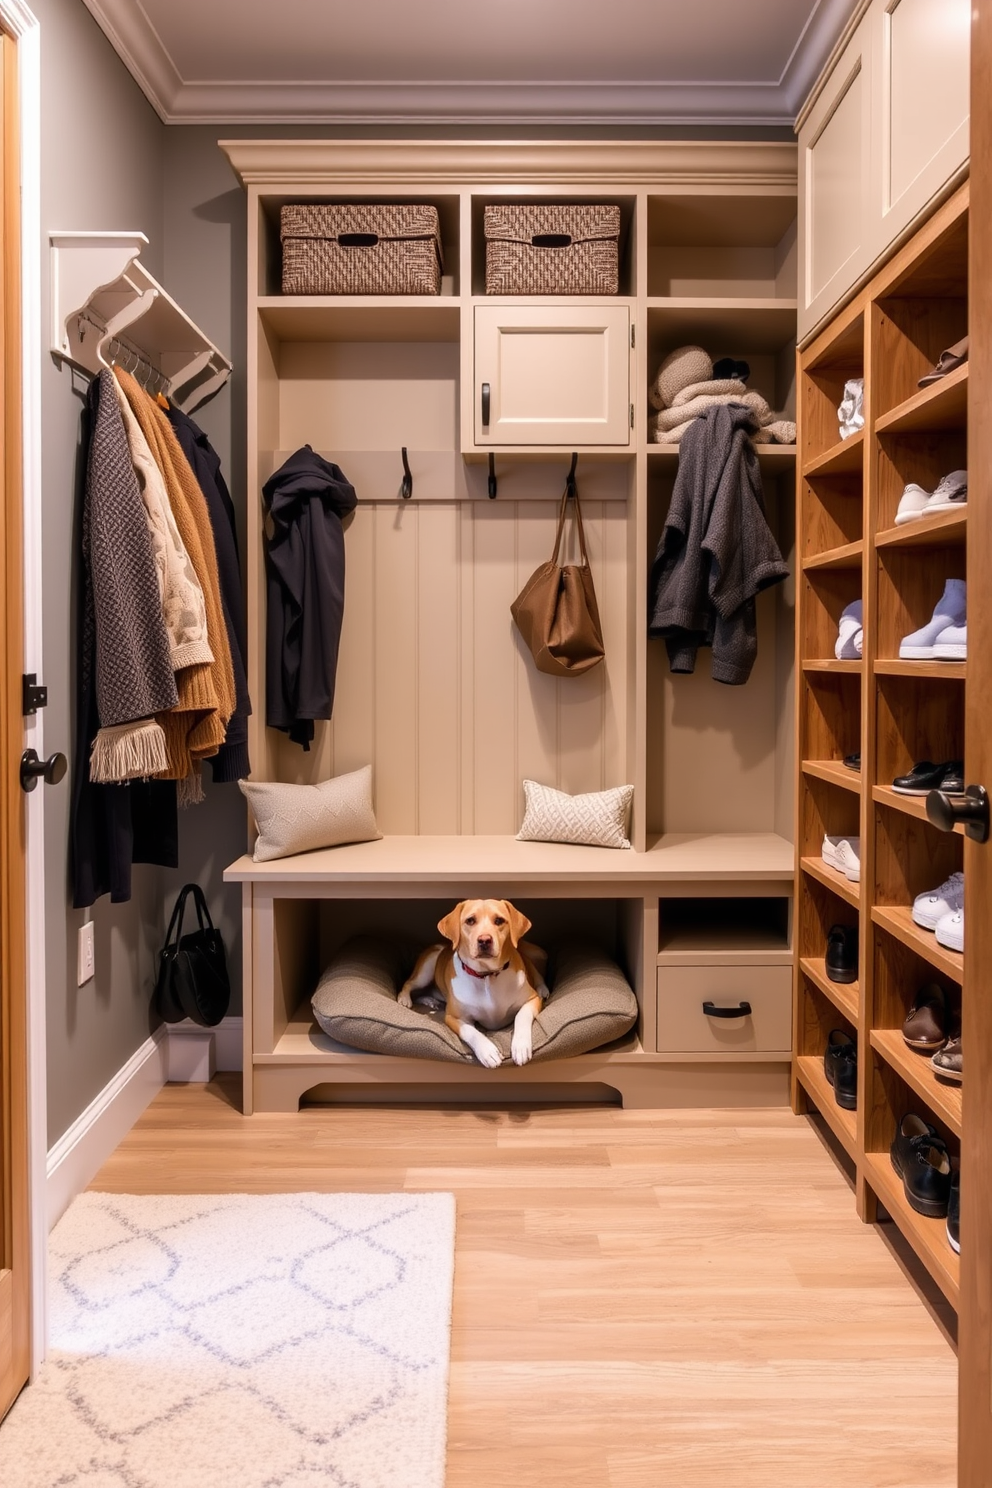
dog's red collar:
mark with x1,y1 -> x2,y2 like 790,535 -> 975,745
459,958 -> 510,980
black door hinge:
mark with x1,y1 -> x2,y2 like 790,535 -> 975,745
22,674 -> 48,716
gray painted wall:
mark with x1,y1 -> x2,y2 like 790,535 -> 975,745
39,0 -> 167,1146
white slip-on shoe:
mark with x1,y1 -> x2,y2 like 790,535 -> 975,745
924,469 -> 968,513
935,907 -> 964,953
912,871 -> 964,930
894,483 -> 932,525
822,834 -> 861,882
932,622 -> 966,661
835,599 -> 863,660
899,578 -> 966,659
854,627 -> 863,657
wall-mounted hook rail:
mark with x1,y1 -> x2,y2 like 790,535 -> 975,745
488,452 -> 498,499
400,447 -> 413,499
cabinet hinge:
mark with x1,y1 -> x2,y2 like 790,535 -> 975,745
630,403 -> 635,429
22,673 -> 47,716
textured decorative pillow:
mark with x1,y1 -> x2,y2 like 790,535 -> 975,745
517,779 -> 633,849
311,937 -> 638,1064
239,765 -> 382,862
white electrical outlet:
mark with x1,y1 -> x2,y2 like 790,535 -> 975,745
77,921 -> 95,986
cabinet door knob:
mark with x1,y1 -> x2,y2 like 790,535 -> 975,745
926,784 -> 990,843
481,382 -> 491,428
702,1000 -> 752,1019
20,748 -> 67,793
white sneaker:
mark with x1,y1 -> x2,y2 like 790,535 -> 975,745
836,600 -> 863,660
895,483 -> 931,525
925,469 -> 967,513
822,834 -> 861,882
932,622 -> 966,661
912,871 -> 964,930
935,907 -> 964,953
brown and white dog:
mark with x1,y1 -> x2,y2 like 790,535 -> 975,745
398,900 -> 549,1068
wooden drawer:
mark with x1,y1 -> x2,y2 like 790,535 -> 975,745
655,964 -> 792,1055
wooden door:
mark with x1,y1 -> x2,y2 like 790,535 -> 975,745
960,5 -> 992,1479
0,26 -> 30,1423
473,304 -> 631,446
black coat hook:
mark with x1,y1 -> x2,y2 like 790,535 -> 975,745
488,452 -> 498,499
400,446 -> 413,500
566,451 -> 578,497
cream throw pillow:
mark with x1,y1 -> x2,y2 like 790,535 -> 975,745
517,779 -> 633,849
239,765 -> 382,862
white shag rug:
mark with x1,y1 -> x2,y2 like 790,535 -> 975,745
0,1191 -> 455,1488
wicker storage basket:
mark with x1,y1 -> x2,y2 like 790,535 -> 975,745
484,204 -> 620,295
280,204 -> 443,295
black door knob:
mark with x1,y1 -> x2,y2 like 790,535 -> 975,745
20,748 -> 67,793
926,784 -> 989,843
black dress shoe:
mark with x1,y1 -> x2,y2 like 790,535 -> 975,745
824,1029 -> 856,1092
890,1114 -> 952,1217
833,1045 -> 857,1110
826,924 -> 858,983
947,1171 -> 960,1253
892,760 -> 964,796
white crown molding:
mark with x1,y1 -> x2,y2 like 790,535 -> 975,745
219,138 -> 798,189
80,0 -> 860,127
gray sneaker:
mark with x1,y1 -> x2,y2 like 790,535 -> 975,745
925,469 -> 968,512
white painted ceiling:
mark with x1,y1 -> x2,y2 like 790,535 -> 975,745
82,0 -> 860,125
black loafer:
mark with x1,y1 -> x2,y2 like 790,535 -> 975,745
833,1047 -> 857,1110
891,1114 -> 952,1217
824,1029 -> 856,1091
892,760 -> 964,796
947,1171 -> 960,1253
826,924 -> 858,983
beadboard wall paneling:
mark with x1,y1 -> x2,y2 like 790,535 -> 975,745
264,498 -> 630,836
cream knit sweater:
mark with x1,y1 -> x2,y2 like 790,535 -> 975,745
112,377 -> 214,674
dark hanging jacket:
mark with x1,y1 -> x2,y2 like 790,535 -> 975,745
165,403 -> 252,781
263,447 -> 358,749
648,402 -> 789,685
71,373 -> 178,908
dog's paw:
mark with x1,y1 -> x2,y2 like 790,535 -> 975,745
511,1035 -> 533,1067
397,989 -> 414,1009
474,1036 -> 502,1069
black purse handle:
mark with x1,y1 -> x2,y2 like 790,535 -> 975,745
549,453 -> 589,568
163,883 -> 216,952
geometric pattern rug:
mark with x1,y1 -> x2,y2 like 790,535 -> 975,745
0,1191 -> 456,1488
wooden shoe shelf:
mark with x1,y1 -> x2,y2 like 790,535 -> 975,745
793,182 -> 969,1308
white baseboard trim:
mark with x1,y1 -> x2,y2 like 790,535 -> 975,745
166,1016 -> 243,1075
46,1027 -> 168,1230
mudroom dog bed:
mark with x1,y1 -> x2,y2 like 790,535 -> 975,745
311,936 -> 638,1063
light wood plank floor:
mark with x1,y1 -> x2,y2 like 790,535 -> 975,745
92,1080 -> 957,1488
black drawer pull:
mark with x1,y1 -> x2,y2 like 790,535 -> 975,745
532,233 -> 572,248
481,382 -> 491,427
702,1000 -> 752,1020
338,232 -> 379,247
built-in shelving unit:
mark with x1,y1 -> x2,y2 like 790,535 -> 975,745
220,140 -> 799,1115
793,182 -> 969,1308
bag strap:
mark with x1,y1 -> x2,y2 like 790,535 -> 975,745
163,884 -> 196,952
549,453 -> 590,567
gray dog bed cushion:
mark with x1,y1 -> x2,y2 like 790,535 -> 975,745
311,936 -> 638,1064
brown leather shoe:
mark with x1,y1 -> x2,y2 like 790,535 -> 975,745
931,1034 -> 962,1084
902,983 -> 947,1052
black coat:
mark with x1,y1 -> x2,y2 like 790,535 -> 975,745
263,447 -> 358,750
166,404 -> 252,781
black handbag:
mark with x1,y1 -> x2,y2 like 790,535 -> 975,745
155,884 -> 231,1027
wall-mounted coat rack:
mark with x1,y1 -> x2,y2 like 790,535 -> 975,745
50,232 -> 232,412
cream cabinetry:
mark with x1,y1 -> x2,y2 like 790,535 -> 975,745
798,0 -> 969,342
472,304 -> 631,447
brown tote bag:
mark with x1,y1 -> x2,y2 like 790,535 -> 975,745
511,462 -> 605,677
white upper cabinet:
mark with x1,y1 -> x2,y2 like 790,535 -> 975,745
798,0 -> 969,341
472,305 -> 631,447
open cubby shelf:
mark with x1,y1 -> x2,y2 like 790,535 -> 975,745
794,181 -> 969,1311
